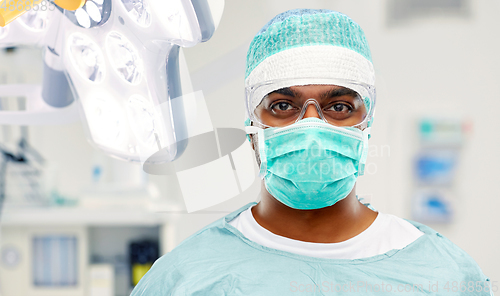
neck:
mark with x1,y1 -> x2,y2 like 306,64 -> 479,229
251,181 -> 378,243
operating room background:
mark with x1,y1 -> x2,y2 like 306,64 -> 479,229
0,0 -> 498,289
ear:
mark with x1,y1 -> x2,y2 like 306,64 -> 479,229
245,119 -> 256,151
250,134 -> 256,151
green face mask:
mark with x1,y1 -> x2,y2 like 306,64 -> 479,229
246,118 -> 369,210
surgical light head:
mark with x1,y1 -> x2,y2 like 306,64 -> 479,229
60,0 -> 224,164
244,9 -> 376,131
64,0 -> 112,29
0,0 -> 224,165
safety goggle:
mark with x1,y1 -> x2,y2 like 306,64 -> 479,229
245,78 -> 376,129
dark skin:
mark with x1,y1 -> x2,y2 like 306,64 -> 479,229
250,84 -> 378,243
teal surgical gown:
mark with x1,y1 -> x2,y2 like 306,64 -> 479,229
131,202 -> 493,295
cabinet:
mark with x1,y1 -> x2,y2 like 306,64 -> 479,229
0,205 -> 177,296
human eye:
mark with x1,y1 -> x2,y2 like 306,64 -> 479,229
325,102 -> 353,113
270,101 -> 296,113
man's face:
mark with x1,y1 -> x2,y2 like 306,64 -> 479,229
254,84 -> 367,128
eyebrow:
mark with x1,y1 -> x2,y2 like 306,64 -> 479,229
268,86 -> 358,99
269,87 -> 298,97
320,87 -> 358,100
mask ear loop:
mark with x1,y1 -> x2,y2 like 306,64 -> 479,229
357,127 -> 371,176
294,99 -> 328,124
256,128 -> 267,178
354,95 -> 373,176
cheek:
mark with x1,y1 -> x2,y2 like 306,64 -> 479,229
353,106 -> 367,122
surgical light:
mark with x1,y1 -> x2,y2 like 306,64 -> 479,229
120,0 -> 151,27
148,0 -> 199,45
0,5 -> 81,127
106,31 -> 143,85
68,32 -> 105,83
85,1 -> 102,22
18,5 -> 50,31
83,96 -> 125,146
0,0 -> 224,164
126,94 -> 157,146
74,8 -> 91,28
53,0 -> 86,10
65,0 -> 111,29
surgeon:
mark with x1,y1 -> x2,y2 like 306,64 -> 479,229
131,9 -> 493,295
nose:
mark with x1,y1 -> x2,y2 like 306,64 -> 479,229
302,101 -> 322,119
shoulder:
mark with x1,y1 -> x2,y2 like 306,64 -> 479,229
397,218 -> 490,281
169,202 -> 256,256
378,212 -> 425,238
130,203 -> 257,295
130,217 -> 230,295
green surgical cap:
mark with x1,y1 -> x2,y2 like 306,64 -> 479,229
245,9 -> 372,79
